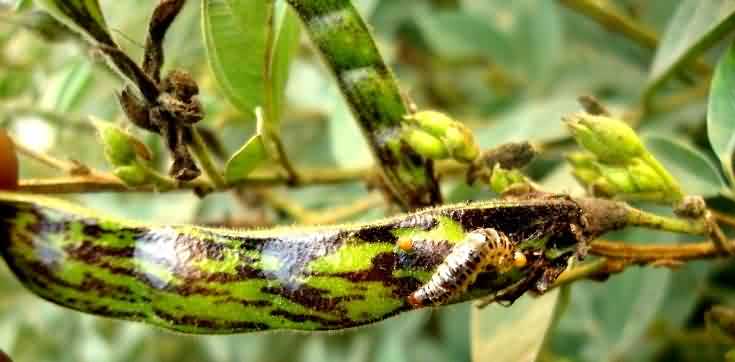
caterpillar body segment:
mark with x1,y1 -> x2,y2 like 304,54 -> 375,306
406,228 -> 524,308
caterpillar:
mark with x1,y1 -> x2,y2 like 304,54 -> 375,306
407,228 -> 526,308
0,192 -> 583,334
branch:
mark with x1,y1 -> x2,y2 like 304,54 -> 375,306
13,138 -> 91,176
16,162 -> 466,194
590,239 -> 725,262
17,168 -> 370,193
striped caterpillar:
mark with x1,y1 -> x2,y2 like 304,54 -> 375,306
407,228 -> 526,308
0,192 -> 584,334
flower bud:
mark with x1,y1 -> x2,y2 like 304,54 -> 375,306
626,158 -> 664,192
597,164 -> 637,193
405,110 -> 479,163
113,164 -> 148,187
93,119 -> 150,167
489,165 -> 526,194
402,128 -> 449,160
405,110 -> 455,136
564,113 -> 645,164
443,126 -> 479,162
567,152 -> 602,185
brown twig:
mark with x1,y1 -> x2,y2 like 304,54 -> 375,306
16,162 -> 467,194
590,239 -> 725,262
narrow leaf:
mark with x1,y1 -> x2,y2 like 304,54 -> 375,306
224,134 -> 268,183
708,42 -> 735,183
647,0 -> 735,91
269,1 -> 301,126
41,61 -> 93,113
34,0 -> 115,46
202,0 -> 269,119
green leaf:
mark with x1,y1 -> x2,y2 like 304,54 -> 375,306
41,60 -> 93,113
202,0 -> 269,119
224,134 -> 268,184
15,0 -> 34,11
269,1 -> 301,127
471,290 -> 561,362
644,135 -> 727,197
708,42 -> 735,183
414,10 -> 513,65
550,226 -> 675,362
646,0 -> 735,91
34,0 -> 115,46
474,96 -> 579,147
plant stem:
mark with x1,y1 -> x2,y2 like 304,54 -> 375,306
551,258 -> 620,288
589,239 -> 725,261
189,128 -> 226,189
625,206 -> 707,235
16,162 -> 466,194
262,2 -> 300,184
13,140 -> 84,174
17,168 -> 366,193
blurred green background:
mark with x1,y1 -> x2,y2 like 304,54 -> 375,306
2,1 -> 735,361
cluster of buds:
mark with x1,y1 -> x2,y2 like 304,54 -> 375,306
565,114 -> 683,203
401,111 -> 479,163
466,141 -> 537,194
93,119 -> 155,188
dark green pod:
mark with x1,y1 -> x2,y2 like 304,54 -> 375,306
286,0 -> 441,209
0,192 -> 583,334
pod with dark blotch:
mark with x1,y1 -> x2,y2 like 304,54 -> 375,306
407,228 -> 525,308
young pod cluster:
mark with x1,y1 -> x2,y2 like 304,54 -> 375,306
402,110 -> 479,163
564,113 -> 683,203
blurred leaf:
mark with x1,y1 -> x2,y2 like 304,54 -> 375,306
202,0 -> 269,119
224,133 -> 267,184
439,304 -> 471,362
644,135 -> 726,197
647,0 -> 735,91
41,60 -> 93,113
15,0 -> 33,11
269,1 -> 301,126
708,42 -> 735,184
474,96 -> 579,147
471,290 -> 561,362
327,86 -> 373,168
34,0 -> 114,46
509,0 -> 563,83
414,10 -> 513,64
550,227 -> 675,362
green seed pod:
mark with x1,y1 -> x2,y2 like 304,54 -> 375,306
93,119 -> 141,167
402,128 -> 449,160
113,164 -> 148,187
489,165 -> 526,194
564,113 -> 645,164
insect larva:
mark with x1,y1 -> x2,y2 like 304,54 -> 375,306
407,228 -> 526,308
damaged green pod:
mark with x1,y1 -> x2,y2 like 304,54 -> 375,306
0,192 -> 585,334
